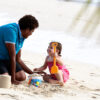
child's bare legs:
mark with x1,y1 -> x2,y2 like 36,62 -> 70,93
54,70 -> 64,86
43,70 -> 64,86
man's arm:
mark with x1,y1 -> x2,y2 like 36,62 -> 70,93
5,43 -> 21,85
16,50 -> 33,74
34,56 -> 48,71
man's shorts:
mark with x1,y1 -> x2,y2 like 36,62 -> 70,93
0,60 -> 23,75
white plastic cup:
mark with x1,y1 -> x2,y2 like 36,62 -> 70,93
0,75 -> 11,88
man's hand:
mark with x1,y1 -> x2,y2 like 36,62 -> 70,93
11,78 -> 21,85
33,68 -> 40,72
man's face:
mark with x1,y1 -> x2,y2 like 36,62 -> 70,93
22,29 -> 34,38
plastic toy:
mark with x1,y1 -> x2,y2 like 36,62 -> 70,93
28,74 -> 42,87
51,42 -> 59,74
31,78 -> 42,87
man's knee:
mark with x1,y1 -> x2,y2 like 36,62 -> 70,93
16,70 -> 26,81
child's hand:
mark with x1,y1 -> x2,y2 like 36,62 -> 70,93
51,52 -> 58,57
33,68 -> 40,71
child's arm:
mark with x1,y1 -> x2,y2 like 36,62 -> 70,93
33,56 -> 48,72
52,53 -> 64,66
56,56 -> 64,66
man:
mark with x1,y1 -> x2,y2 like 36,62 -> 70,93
0,15 -> 39,85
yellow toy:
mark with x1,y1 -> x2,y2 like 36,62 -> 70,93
51,42 -> 59,74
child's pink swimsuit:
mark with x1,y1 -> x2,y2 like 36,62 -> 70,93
47,62 -> 69,82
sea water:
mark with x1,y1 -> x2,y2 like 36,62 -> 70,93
0,13 -> 100,67
22,29 -> 100,66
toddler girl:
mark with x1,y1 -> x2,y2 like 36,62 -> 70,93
33,41 -> 69,86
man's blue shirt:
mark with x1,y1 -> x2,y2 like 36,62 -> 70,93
0,23 -> 25,60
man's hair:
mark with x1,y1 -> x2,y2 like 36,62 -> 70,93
18,15 -> 39,30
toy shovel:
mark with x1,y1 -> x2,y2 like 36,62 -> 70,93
51,42 -> 59,74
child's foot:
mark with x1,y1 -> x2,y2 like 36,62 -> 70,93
58,81 -> 64,86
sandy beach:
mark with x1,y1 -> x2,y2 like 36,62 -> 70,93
0,51 -> 100,100
0,0 -> 100,100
